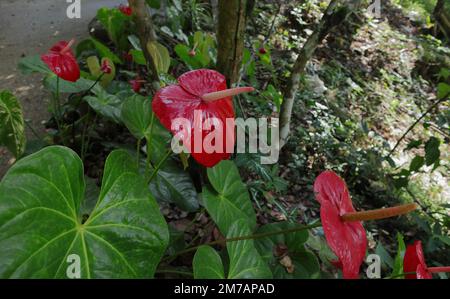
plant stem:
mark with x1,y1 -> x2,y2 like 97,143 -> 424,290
24,120 -> 42,141
428,266 -> 450,273
387,93 -> 449,158
84,73 -> 105,96
341,203 -> 417,222
148,149 -> 172,183
136,138 -> 142,169
145,113 -> 155,179
161,222 -> 322,263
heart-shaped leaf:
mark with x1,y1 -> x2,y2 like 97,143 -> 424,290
193,246 -> 225,279
0,146 -> 169,278
18,55 -> 51,75
193,220 -> 272,279
83,87 -> 123,123
149,159 -> 199,212
121,95 -> 154,140
0,90 -> 26,158
203,160 -> 257,235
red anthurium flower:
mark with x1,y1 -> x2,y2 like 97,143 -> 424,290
41,39 -> 80,82
314,171 -> 367,279
119,4 -> 132,16
100,60 -> 112,74
314,171 -> 418,279
404,241 -> 450,279
152,69 -> 254,167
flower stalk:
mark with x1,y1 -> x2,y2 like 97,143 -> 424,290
428,266 -> 450,273
201,87 -> 255,102
341,203 -> 417,222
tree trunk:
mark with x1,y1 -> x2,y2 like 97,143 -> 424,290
128,0 -> 160,90
216,0 -> 248,85
279,0 -> 359,148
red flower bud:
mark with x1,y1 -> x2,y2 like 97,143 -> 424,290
259,47 -> 267,55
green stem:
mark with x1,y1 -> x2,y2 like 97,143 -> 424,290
148,149 -> 172,183
161,222 -> 322,263
24,120 -> 42,141
84,73 -> 105,96
145,113 -> 156,179
136,138 -> 142,169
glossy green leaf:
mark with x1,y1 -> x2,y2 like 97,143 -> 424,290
96,8 -> 129,50
227,220 -> 272,279
149,159 -> 199,212
203,160 -> 257,235
43,74 -> 94,93
0,146 -> 169,278
83,87 -> 123,123
121,95 -> 153,140
0,90 -> 26,158
18,55 -> 51,75
90,38 -> 122,64
193,246 -> 225,279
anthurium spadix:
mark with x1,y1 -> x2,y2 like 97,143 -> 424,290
314,171 -> 417,279
152,69 -> 254,167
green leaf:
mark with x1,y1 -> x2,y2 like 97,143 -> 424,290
146,0 -> 161,9
424,137 -> 441,166
0,146 -> 169,278
409,155 -> 424,172
18,55 -> 51,75
227,220 -> 272,279
83,87 -> 123,123
43,75 -> 94,93
193,246 -> 225,279
203,160 -> 257,235
96,8 -> 129,49
375,243 -> 393,269
121,95 -> 153,140
437,82 -> 450,99
391,233 -> 406,278
90,38 -> 122,64
0,91 -> 26,158
128,35 -> 142,50
147,41 -> 171,74
149,159 -> 199,212
175,44 -> 202,69
254,222 -> 318,278
129,50 -> 147,66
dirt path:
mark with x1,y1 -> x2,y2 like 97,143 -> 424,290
0,0 -> 123,178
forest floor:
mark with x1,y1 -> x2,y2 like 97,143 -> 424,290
0,0 -> 123,178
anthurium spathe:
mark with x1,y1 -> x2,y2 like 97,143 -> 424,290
314,171 -> 418,279
152,69 -> 254,167
119,4 -> 132,16
404,241 -> 450,279
41,39 -> 80,82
